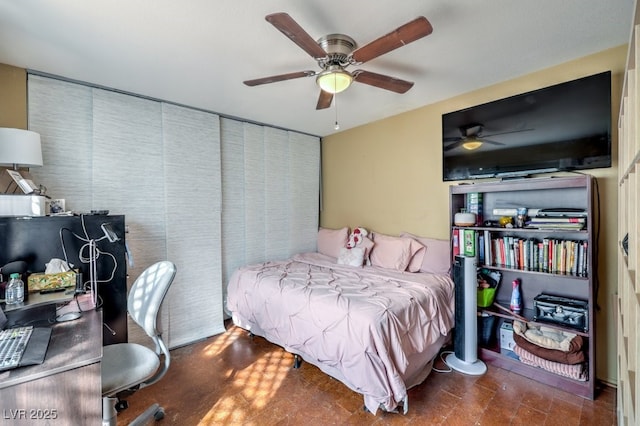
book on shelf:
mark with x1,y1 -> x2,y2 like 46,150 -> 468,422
485,235 -> 588,276
452,229 -> 460,256
536,208 -> 587,217
526,222 -> 585,230
483,230 -> 492,266
462,229 -> 476,257
526,216 -> 586,230
529,217 -> 586,223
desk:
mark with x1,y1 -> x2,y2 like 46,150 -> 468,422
3,291 -> 73,312
0,306 -> 102,424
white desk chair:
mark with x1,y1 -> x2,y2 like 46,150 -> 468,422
101,261 -> 177,426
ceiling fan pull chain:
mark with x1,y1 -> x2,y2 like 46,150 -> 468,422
334,74 -> 340,130
333,88 -> 340,130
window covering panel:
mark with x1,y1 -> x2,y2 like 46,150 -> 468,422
91,88 -> 169,345
242,123 -> 266,265
27,75 -> 93,210
220,118 -> 245,305
162,103 -> 224,346
263,127 -> 290,261
288,131 -> 321,254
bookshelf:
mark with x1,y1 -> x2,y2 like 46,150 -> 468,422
449,175 -> 596,399
617,3 -> 640,423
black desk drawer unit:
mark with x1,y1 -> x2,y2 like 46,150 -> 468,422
0,215 -> 127,345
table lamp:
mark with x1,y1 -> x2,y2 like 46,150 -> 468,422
0,128 -> 43,170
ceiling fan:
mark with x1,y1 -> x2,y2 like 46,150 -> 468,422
243,12 -> 433,110
444,124 -> 532,151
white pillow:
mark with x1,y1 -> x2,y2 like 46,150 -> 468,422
337,247 -> 365,267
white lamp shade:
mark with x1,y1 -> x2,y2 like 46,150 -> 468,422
316,68 -> 353,94
0,128 -> 43,167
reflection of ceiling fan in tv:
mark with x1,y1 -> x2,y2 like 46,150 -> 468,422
243,12 -> 433,110
444,123 -> 532,151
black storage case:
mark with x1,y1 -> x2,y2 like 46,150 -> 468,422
533,293 -> 589,332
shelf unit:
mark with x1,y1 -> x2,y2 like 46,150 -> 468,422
617,2 -> 640,423
450,175 -> 596,399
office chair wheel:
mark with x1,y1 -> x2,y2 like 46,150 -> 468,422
293,354 -> 302,369
154,407 -> 165,421
115,400 -> 129,412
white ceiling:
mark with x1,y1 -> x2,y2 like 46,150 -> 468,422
0,0 -> 634,137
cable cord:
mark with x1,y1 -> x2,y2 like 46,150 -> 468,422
58,215 -> 119,309
570,171 -> 601,311
433,350 -> 454,373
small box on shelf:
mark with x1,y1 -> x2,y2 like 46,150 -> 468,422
499,321 -> 516,351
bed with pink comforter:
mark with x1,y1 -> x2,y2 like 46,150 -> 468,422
226,252 -> 455,414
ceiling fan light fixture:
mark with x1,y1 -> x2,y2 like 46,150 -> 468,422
462,140 -> 483,150
316,66 -> 353,94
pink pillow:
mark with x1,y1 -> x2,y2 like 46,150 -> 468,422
360,236 -> 375,263
370,233 -> 420,271
317,227 -> 349,259
405,239 -> 426,272
401,233 -> 451,275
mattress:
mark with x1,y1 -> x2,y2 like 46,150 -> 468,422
226,252 -> 455,414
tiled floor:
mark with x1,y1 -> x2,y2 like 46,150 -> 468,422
117,323 -> 617,425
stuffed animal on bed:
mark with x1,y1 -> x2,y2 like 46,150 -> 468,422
338,227 -> 374,267
346,227 -> 369,249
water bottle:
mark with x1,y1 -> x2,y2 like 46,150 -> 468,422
6,273 -> 24,305
510,279 -> 521,315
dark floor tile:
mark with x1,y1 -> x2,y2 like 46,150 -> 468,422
544,398 -> 582,426
550,387 -> 585,408
578,403 -> 617,426
477,405 -> 515,425
511,404 -> 548,425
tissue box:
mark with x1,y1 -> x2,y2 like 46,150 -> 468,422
0,194 -> 46,216
27,270 -> 77,293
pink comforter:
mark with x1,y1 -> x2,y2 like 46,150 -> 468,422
226,252 -> 455,414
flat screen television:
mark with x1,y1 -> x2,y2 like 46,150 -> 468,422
442,71 -> 611,181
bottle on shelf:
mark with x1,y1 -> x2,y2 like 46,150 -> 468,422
510,278 -> 521,315
6,272 -> 25,305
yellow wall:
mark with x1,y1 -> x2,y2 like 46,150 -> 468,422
0,63 -> 27,129
321,45 -> 626,385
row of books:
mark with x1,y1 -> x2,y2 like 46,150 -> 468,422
453,229 -> 589,276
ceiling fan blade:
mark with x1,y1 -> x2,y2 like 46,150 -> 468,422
265,13 -> 328,60
482,139 -> 506,146
353,70 -> 414,93
481,128 -> 534,138
444,140 -> 464,151
316,90 -> 333,110
444,137 -> 462,142
244,71 -> 315,86
351,16 -> 433,64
